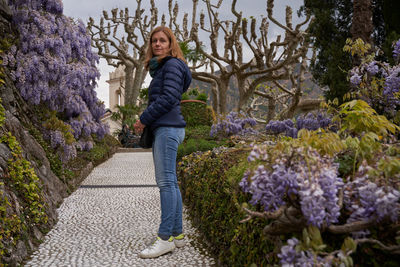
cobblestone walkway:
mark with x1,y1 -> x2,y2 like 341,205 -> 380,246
25,152 -> 215,267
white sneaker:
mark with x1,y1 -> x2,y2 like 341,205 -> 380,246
139,236 -> 175,258
174,234 -> 186,248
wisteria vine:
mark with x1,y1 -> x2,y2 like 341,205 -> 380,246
241,143 -> 400,265
4,0 -> 109,161
210,111 -> 257,137
265,113 -> 332,138
240,145 -> 343,228
348,38 -> 400,118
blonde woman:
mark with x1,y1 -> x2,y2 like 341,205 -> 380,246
134,26 -> 192,258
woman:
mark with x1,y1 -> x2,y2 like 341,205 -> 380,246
134,26 -> 192,259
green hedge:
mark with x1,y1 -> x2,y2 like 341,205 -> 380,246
177,125 -> 232,160
181,101 -> 214,127
177,148 -> 280,266
178,101 -> 219,160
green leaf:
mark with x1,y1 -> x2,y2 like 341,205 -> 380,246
341,237 -> 357,253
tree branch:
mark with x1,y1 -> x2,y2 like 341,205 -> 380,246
327,220 -> 376,234
240,205 -> 286,223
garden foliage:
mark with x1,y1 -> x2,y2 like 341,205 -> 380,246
210,111 -> 257,138
0,98 -> 49,260
345,38 -> 400,123
4,0 -> 108,162
181,100 -> 214,128
178,148 -> 276,266
178,39 -> 400,266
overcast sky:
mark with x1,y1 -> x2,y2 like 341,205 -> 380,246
63,0 -> 304,108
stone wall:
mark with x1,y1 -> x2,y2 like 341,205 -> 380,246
0,3 -> 67,264
0,2 -> 115,265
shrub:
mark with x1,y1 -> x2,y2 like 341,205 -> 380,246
238,100 -> 400,266
181,101 -> 214,127
210,111 -> 257,138
179,97 -> 400,266
177,148 -> 278,266
181,92 -> 190,100
196,92 -> 208,102
185,125 -> 213,140
177,138 -> 222,160
345,38 -> 400,123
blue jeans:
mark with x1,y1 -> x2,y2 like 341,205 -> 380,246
152,127 -> 185,239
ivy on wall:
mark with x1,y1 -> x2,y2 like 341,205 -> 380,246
0,98 -> 48,259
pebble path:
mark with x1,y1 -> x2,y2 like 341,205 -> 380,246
25,151 -> 216,267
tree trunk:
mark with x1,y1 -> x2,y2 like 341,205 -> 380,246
351,0 -> 373,44
131,64 -> 146,105
237,76 -> 247,111
267,97 -> 276,122
217,73 -> 231,115
210,82 -> 219,114
351,0 -> 373,66
217,77 -> 230,115
284,90 -> 301,119
124,64 -> 135,107
124,62 -> 147,107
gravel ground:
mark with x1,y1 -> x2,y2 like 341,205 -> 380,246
25,152 -> 215,267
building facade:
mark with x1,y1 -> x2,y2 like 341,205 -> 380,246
107,65 -> 127,113
100,65 -> 133,135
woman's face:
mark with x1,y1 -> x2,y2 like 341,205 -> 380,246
151,31 -> 170,57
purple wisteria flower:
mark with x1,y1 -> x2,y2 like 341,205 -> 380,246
383,66 -> 400,115
240,147 -> 343,227
393,39 -> 400,61
49,130 -> 65,148
265,113 -> 333,138
350,72 -> 362,86
366,61 -> 379,76
210,111 -> 257,137
7,0 -> 109,162
346,38 -> 400,117
344,176 -> 400,226
278,238 -> 325,266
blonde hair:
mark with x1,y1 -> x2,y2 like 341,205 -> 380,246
144,26 -> 187,69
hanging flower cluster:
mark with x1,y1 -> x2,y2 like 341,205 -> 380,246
265,113 -> 332,138
347,38 -> 400,118
4,0 -> 109,161
240,145 -> 344,228
210,111 -> 257,137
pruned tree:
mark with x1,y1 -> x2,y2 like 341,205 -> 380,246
188,0 -> 314,118
235,0 -> 314,120
88,0 -> 316,119
87,0 -> 192,107
187,0 -> 234,114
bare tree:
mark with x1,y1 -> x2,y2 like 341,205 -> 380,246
233,0 -> 313,117
87,0 -> 318,119
87,0 -> 192,107
188,0 -> 314,117
187,0 -> 235,114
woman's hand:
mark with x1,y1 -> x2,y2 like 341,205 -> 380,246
134,120 -> 146,134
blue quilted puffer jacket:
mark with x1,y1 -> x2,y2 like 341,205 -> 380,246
140,56 -> 192,131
